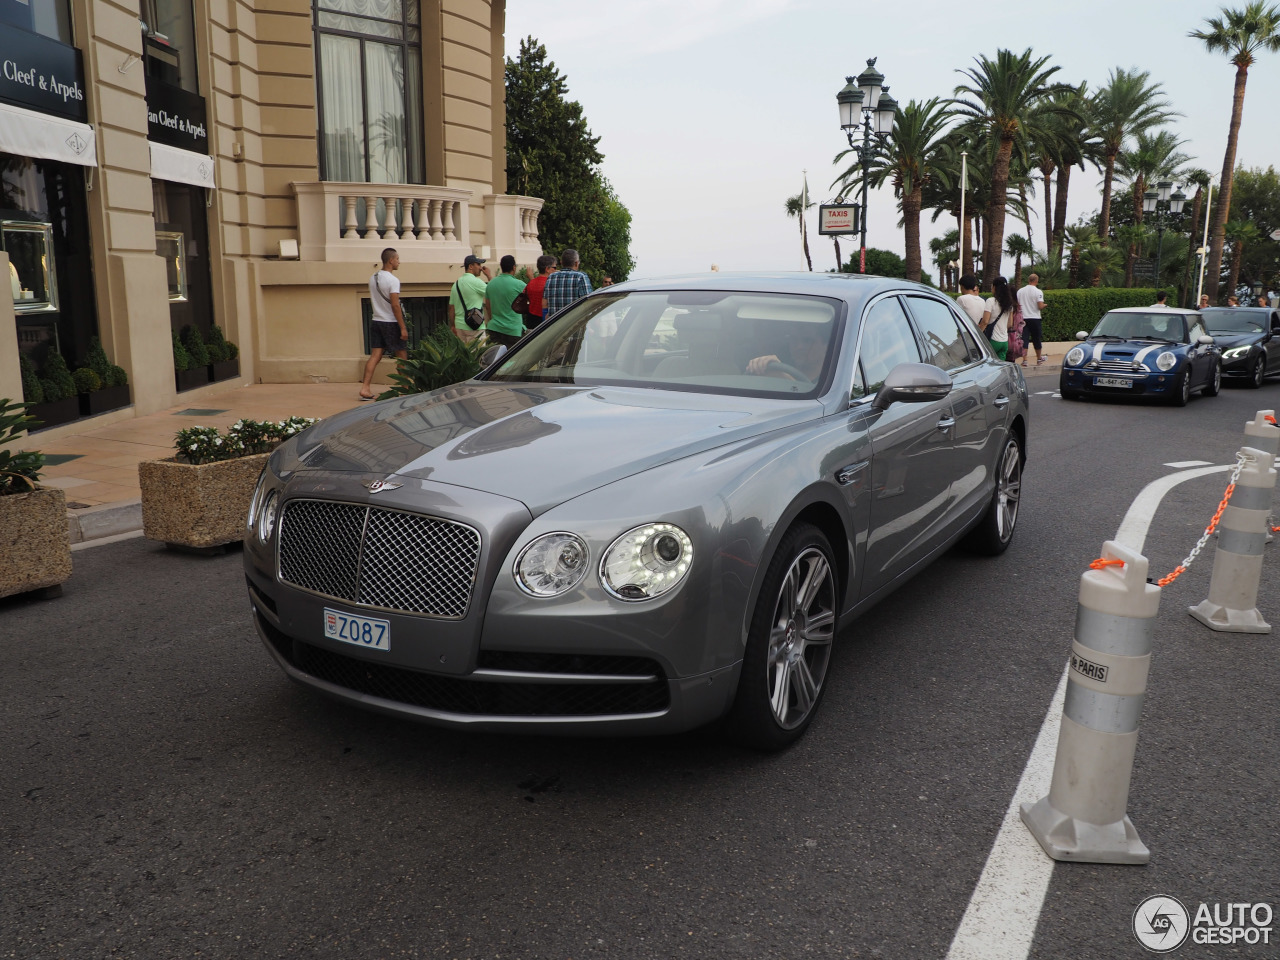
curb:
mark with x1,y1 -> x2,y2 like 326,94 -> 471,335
68,500 -> 142,545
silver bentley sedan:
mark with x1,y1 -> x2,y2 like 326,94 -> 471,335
244,274 -> 1028,749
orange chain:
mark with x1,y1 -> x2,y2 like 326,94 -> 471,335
1156,478 -> 1238,587
1089,558 -> 1125,570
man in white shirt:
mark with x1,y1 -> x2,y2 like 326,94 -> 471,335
360,247 -> 409,400
1149,291 -> 1171,308
1016,274 -> 1048,366
956,274 -> 985,326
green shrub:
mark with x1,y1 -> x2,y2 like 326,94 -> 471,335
86,337 -> 111,378
1041,288 -> 1159,340
180,324 -> 210,367
225,340 -> 239,360
173,331 -> 192,373
39,378 -> 63,402
174,416 -> 317,465
379,324 -> 489,399
41,350 -> 77,400
206,324 -> 230,363
0,398 -> 44,493
18,355 -> 43,406
72,368 -> 102,394
106,364 -> 128,388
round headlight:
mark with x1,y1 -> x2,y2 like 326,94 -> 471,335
257,490 -> 280,542
246,470 -> 269,529
1065,346 -> 1085,367
600,522 -> 693,601
514,532 -> 589,597
1156,351 -> 1177,372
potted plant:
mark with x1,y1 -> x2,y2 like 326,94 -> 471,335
206,324 -> 240,382
26,350 -> 81,430
0,399 -> 71,600
379,323 -> 489,398
139,416 -> 315,552
174,328 -> 210,392
75,337 -> 131,417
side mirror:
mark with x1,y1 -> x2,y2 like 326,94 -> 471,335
1197,335 -> 1215,346
479,343 -> 508,368
1075,331 -> 1088,341
871,362 -> 953,411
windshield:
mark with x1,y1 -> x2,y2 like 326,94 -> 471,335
487,290 -> 843,399
1092,311 -> 1189,343
1203,308 -> 1268,334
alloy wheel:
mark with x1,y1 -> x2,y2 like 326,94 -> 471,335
1254,356 -> 1266,388
996,440 -> 1022,542
765,547 -> 836,729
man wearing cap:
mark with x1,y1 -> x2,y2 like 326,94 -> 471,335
449,254 -> 490,342
541,248 -> 593,321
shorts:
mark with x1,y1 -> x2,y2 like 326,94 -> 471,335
485,330 -> 522,348
1022,317 -> 1043,350
369,321 -> 407,353
453,326 -> 482,344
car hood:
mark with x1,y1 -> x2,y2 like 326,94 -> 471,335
1207,332 -> 1262,351
287,382 -> 822,514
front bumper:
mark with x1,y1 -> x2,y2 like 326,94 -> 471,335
1060,368 -> 1177,396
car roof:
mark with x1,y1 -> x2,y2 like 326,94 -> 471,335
607,272 -> 940,304
1202,305 -> 1272,311
1105,306 -> 1201,315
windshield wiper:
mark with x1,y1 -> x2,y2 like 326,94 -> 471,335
1090,334 -> 1126,341
1132,336 -> 1180,344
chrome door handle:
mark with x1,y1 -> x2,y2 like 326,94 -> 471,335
994,395 -> 1010,408
836,461 -> 868,485
936,417 -> 956,432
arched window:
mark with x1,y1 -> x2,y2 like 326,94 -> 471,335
314,0 -> 424,184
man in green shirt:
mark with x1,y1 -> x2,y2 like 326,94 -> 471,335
484,255 -> 528,347
449,254 -> 490,342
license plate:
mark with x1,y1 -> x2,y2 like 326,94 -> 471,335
1094,377 -> 1133,388
324,608 -> 390,651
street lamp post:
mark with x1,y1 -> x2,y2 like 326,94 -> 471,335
837,59 -> 896,274
1141,179 -> 1186,291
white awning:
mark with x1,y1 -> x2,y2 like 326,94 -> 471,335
149,141 -> 216,188
0,101 -> 96,167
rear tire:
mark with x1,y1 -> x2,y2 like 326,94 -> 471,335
963,434 -> 1022,555
727,523 -> 838,751
1203,361 -> 1222,397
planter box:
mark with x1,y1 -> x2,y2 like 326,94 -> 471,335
209,358 -> 240,382
139,452 -> 270,550
78,384 -> 132,418
0,486 -> 72,600
27,396 -> 81,431
176,366 -> 211,392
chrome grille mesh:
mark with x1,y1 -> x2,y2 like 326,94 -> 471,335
278,500 -> 480,618
1095,359 -> 1140,372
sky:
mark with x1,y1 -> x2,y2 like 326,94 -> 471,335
504,0 -> 1280,281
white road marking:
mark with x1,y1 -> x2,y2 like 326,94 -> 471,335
1035,391 -> 1055,395
1164,460 -> 1212,468
1051,393 -> 1061,399
946,460 -> 1234,960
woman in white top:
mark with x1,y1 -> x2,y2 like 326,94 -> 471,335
956,274 -> 985,325
981,276 -> 1015,361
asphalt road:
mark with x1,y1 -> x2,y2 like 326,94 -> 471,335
3,379 -> 1277,960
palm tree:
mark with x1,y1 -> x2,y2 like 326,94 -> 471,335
1225,219 -> 1262,296
929,229 -> 960,290
1190,2 -> 1280,300
1053,90 -> 1103,261
1115,129 -> 1192,285
1091,68 -> 1178,258
1064,223 -> 1101,288
1005,233 -> 1034,287
784,185 -> 814,272
1178,168 -> 1213,304
836,98 -> 954,283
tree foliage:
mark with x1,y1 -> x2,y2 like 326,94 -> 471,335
505,37 -> 634,284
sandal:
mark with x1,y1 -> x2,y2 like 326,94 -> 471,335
1036,356 -> 1047,365
359,393 -> 376,401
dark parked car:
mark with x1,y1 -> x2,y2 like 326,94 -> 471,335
1059,307 -> 1221,405
1201,306 -> 1280,388
244,274 -> 1030,749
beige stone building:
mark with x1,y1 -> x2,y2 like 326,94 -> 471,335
0,0 -> 540,438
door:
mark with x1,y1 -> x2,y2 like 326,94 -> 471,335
855,295 -> 957,597
1268,312 -> 1280,373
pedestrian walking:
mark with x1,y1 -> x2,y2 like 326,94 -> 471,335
1228,295 -> 1240,306
956,274 -> 985,327
982,276 -> 1016,361
360,247 -> 408,401
1016,272 -> 1048,366
449,254 -> 490,343
484,255 -> 527,348
1199,294 -> 1211,309
1150,291 -> 1170,308
523,254 -> 557,328
541,248 -> 592,321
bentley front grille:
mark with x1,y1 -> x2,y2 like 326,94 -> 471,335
277,499 -> 481,619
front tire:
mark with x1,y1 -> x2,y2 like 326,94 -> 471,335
964,435 -> 1022,555
1170,368 -> 1192,406
727,523 -> 838,751
1203,360 -> 1222,397
1250,355 -> 1266,389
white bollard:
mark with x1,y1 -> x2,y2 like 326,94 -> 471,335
1021,540 -> 1159,864
1189,446 -> 1275,634
1242,411 -> 1279,542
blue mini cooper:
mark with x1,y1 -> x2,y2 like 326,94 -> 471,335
1059,307 -> 1222,405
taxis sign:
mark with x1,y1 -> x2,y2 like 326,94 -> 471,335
818,204 -> 860,235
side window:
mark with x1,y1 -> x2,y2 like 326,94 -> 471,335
906,297 -> 977,371
1188,319 -> 1207,343
858,296 -> 922,393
